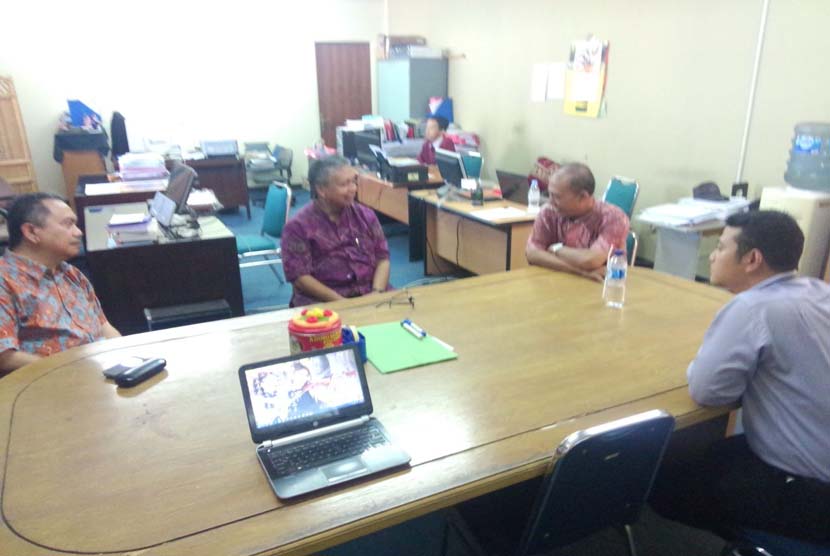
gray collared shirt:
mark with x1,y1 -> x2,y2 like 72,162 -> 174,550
688,271 -> 830,483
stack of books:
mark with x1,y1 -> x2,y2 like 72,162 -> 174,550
106,213 -> 158,245
118,153 -> 169,181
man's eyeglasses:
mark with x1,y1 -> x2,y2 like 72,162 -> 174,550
375,289 -> 415,310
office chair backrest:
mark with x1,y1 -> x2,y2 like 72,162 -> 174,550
262,182 -> 291,238
273,145 -> 293,169
517,409 -> 675,556
603,176 -> 639,218
244,142 -> 271,155
461,152 -> 483,179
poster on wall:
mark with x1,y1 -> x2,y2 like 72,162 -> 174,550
563,35 -> 609,118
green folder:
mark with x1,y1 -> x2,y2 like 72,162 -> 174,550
358,322 -> 457,374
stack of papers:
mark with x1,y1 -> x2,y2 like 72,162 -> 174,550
677,197 -> 752,217
638,204 -> 724,228
187,189 -> 221,212
85,179 -> 167,196
472,206 -> 530,221
106,213 -> 158,244
639,197 -> 751,228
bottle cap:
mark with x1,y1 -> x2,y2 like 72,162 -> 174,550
613,249 -> 625,256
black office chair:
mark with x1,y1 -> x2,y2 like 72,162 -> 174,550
445,410 -> 676,556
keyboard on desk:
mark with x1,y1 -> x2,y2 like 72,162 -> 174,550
265,422 -> 389,477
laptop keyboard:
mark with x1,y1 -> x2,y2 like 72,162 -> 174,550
265,422 -> 388,477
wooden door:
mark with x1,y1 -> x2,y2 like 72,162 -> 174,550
315,43 -> 372,148
0,76 -> 38,194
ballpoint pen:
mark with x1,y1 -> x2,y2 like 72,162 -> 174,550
400,319 -> 426,339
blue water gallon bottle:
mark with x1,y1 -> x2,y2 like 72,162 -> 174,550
784,122 -> 830,192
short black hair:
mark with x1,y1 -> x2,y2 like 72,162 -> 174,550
428,116 -> 449,131
725,210 -> 804,272
7,193 -> 66,248
557,163 -> 595,196
308,156 -> 351,190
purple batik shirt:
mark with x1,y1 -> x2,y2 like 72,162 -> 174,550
282,202 -> 390,307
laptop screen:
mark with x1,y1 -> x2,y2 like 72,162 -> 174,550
239,345 -> 373,443
165,164 -> 197,213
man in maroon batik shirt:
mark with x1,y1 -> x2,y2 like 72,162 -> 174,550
282,157 -> 391,307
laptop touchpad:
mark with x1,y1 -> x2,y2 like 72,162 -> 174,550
321,458 -> 368,483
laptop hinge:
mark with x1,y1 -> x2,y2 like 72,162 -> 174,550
261,416 -> 370,449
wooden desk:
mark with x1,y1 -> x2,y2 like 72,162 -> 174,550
0,268 -> 732,556
83,203 -> 244,335
411,190 -> 537,276
186,157 -> 250,219
74,174 -> 165,233
357,168 -> 443,261
356,167 -> 443,225
60,151 -> 107,205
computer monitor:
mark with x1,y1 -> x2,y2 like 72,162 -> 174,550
435,148 -> 466,187
339,129 -> 358,162
354,129 -> 382,170
165,163 -> 197,214
462,151 -> 483,179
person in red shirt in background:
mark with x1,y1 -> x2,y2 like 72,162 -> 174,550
417,116 -> 455,165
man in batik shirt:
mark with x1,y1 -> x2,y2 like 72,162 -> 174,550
282,157 -> 391,307
526,163 -> 629,282
0,193 -> 120,374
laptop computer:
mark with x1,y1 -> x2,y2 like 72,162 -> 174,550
238,344 -> 411,499
496,170 -> 531,204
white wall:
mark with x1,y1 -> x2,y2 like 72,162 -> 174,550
387,0 -> 830,270
0,0 -> 385,196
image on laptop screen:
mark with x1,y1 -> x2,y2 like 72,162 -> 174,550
243,348 -> 366,430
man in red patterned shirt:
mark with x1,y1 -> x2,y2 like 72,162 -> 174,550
526,163 -> 629,282
0,193 -> 120,374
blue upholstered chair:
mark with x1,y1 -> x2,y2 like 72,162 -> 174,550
446,410 -> 676,556
603,176 -> 639,218
236,183 -> 292,283
602,176 -> 640,266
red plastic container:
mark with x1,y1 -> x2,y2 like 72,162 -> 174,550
288,308 -> 342,354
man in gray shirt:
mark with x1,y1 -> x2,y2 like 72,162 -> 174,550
654,210 -> 830,543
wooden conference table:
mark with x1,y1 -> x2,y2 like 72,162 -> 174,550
0,267 -> 732,556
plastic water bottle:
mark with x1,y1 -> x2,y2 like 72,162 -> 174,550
528,179 -> 541,213
603,249 -> 627,308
